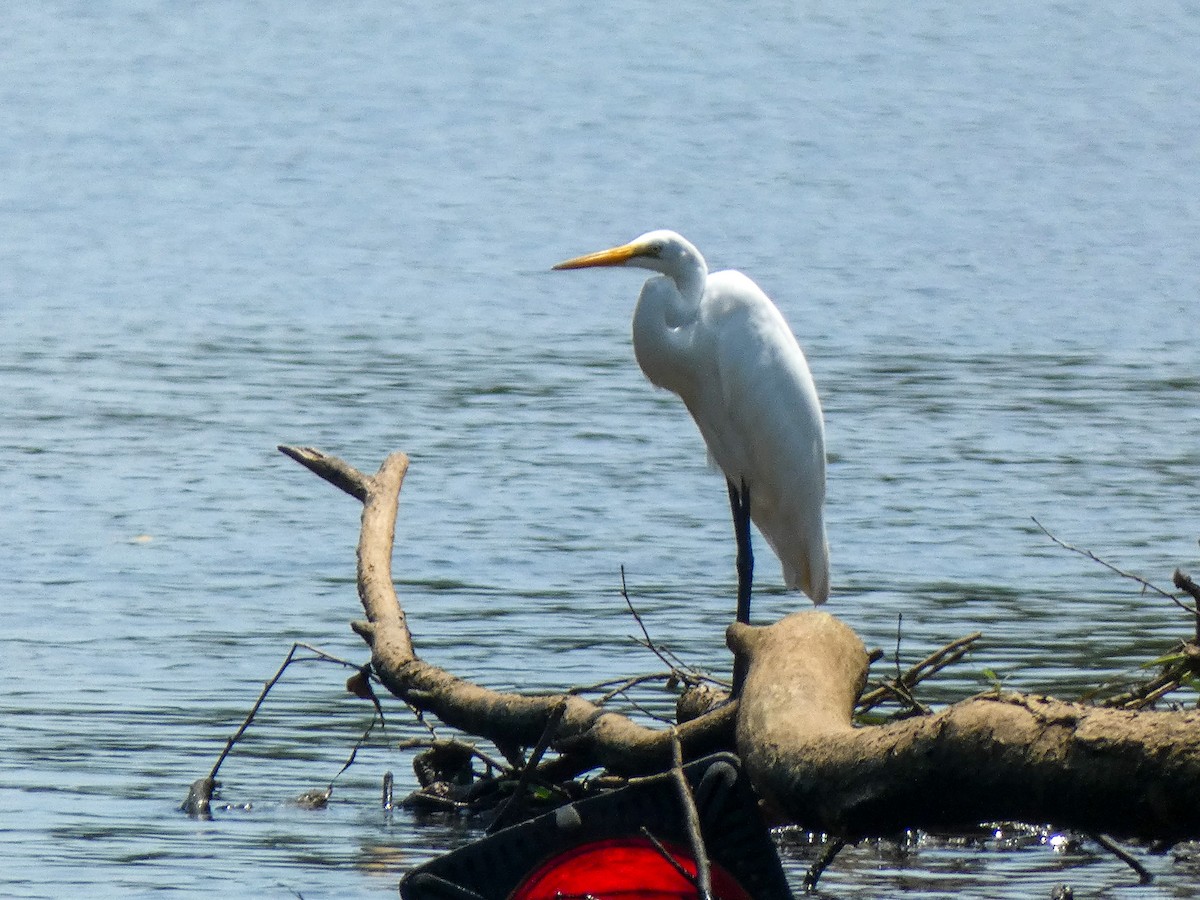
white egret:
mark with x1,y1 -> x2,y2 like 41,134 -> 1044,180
553,230 -> 829,628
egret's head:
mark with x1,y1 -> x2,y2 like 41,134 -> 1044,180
552,230 -> 697,276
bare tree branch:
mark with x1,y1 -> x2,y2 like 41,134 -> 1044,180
1033,518 -> 1196,616
279,445 -> 737,775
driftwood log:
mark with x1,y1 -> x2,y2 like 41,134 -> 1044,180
731,614 -> 1200,842
282,445 -> 1200,842
280,446 -> 735,776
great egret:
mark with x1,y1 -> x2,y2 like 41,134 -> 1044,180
553,230 -> 829,625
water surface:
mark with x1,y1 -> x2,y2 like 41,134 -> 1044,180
2,3 -> 1199,897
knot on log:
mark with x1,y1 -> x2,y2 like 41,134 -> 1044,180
728,612 -> 870,826
728,611 -> 869,741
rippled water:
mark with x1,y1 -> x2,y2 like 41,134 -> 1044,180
3,3 -> 1199,897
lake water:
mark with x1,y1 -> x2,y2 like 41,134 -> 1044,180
3,2 -> 1199,897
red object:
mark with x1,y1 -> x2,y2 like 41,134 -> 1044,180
508,836 -> 755,900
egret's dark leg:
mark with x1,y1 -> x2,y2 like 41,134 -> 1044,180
727,478 -> 754,624
728,478 -> 753,696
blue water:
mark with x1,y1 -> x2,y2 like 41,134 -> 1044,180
3,3 -> 1199,897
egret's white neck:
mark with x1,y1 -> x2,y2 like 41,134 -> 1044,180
630,235 -> 710,395
656,235 -> 707,308
636,232 -> 707,322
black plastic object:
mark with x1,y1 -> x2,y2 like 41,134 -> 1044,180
398,752 -> 793,900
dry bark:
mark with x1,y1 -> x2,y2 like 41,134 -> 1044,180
280,446 -> 734,775
282,445 -> 1200,841
731,612 -> 1200,841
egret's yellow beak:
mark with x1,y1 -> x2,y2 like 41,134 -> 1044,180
552,241 -> 645,270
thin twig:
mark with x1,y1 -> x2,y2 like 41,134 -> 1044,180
295,643 -> 372,670
803,836 -> 847,892
857,632 -> 982,713
872,613 -> 933,715
1099,636 -> 1200,709
629,634 -> 707,678
327,709 -> 383,788
865,680 -> 929,716
620,566 -> 700,679
894,612 -> 904,680
292,710 -> 384,809
397,738 -> 512,776
1032,518 -> 1195,616
596,679 -> 664,707
640,827 -> 700,892
210,643 -> 362,780
619,567 -> 723,684
616,692 -> 677,726
568,672 -> 676,696
182,642 -> 375,817
669,727 -> 713,900
486,699 -> 568,833
1090,832 -> 1153,885
568,669 -> 728,703
1128,679 -> 1183,709
404,790 -> 469,813
1102,669 -> 1184,710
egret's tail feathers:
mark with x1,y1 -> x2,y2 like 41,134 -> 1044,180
804,554 -> 830,605
783,539 -> 830,605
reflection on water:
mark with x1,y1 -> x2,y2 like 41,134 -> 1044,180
2,1 -> 1199,897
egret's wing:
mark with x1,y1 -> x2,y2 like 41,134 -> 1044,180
702,271 -> 829,601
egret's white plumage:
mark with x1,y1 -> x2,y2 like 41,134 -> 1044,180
554,230 -> 829,606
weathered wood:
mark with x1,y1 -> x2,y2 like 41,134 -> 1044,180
731,611 -> 1200,841
283,445 -> 1200,841
280,445 -> 736,775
